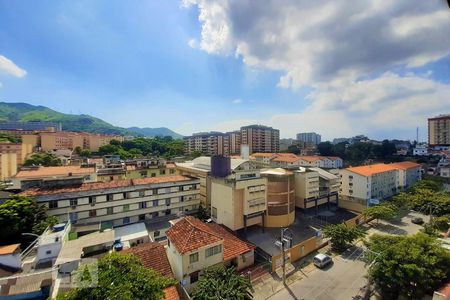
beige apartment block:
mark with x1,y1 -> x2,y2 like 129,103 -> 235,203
176,157 -> 210,207
294,168 -> 320,209
0,152 -> 18,181
166,216 -> 255,293
20,175 -> 201,227
428,115 -> 450,147
339,162 -> 421,212
0,143 -> 23,165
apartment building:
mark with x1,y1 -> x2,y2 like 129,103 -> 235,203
0,121 -> 61,132
19,175 -> 200,227
0,142 -> 33,166
293,168 -> 320,209
209,156 -> 267,231
339,162 -> 421,212
0,152 -> 17,181
22,132 -> 124,152
429,115 -> 450,147
260,168 -> 295,228
12,165 -> 98,189
240,125 -> 280,154
184,131 -> 243,157
258,153 -> 344,169
227,131 -> 241,155
296,132 -> 321,145
175,157 -> 211,207
166,216 -> 255,292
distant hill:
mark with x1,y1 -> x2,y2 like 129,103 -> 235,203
127,127 -> 183,139
0,102 -> 183,139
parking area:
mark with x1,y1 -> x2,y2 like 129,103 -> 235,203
366,210 -> 430,236
240,207 -> 358,256
268,246 -> 368,300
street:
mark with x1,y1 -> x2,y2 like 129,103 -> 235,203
268,247 -> 368,300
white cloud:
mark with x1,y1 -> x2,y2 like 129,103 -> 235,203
0,55 -> 27,78
188,38 -> 198,49
231,98 -> 242,104
185,0 -> 450,88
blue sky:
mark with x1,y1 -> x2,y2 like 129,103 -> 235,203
1,0 -> 450,141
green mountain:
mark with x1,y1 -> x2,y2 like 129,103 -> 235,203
0,102 -> 183,139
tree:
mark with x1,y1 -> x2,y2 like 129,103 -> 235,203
322,223 -> 366,252
74,146 -> 82,156
0,195 -> 57,245
23,153 -> 62,166
363,204 -> 397,224
79,149 -> 91,158
365,233 -> 450,299
57,253 -> 176,300
192,265 -> 252,300
196,205 -> 210,221
317,142 -> 334,156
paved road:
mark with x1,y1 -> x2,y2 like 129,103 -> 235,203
268,247 -> 368,300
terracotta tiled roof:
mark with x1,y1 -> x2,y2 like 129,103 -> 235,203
251,153 -> 277,157
299,156 -> 323,162
166,216 -> 255,260
326,156 -> 342,161
207,223 -> 256,261
388,161 -> 421,170
272,156 -> 302,163
0,244 -> 20,255
163,286 -> 180,300
166,217 -> 222,254
346,164 -> 399,177
123,243 -> 174,278
15,166 -> 95,179
166,163 -> 176,169
20,175 -> 195,197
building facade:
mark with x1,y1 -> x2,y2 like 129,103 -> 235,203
20,175 -> 200,227
296,132 -> 322,145
240,125 -> 280,154
429,115 -> 450,147
339,162 -> 421,212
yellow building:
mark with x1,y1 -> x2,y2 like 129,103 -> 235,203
166,216 -> 255,293
260,168 -> 295,228
0,152 -> 18,181
294,168 -> 320,209
428,115 -> 450,147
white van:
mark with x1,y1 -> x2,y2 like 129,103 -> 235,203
313,253 -> 332,268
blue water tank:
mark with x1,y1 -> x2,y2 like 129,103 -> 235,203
52,223 -> 66,232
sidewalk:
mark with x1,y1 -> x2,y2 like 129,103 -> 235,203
252,246 -> 332,300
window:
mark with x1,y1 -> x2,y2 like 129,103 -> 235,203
123,204 -> 130,212
140,171 -> 148,177
349,175 -> 353,179
123,192 -> 128,199
151,173 -> 156,177
190,271 -> 199,283
70,199 -> 78,206
165,199 -> 171,206
212,207 -> 217,219
123,217 -> 130,224
153,200 -> 158,207
170,169 -> 175,174
139,191 -> 145,197
107,194 -> 113,202
89,196 -> 96,205
46,250 -> 52,255
159,169 -> 165,175
205,245 -> 222,258
69,212 -> 78,221
110,176 -> 114,181
139,202 -> 147,209
139,214 -> 145,221
107,207 -> 113,215
49,200 -> 58,209
165,209 -> 171,215
189,252 -> 199,263
89,210 -> 96,217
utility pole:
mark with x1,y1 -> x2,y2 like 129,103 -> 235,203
281,228 -> 286,285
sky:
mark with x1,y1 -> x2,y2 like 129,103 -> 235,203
0,0 -> 450,142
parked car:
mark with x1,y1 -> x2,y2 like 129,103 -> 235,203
313,253 -> 332,268
411,217 -> 424,225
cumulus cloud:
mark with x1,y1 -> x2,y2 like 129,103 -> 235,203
0,55 -> 27,78
184,0 -> 450,88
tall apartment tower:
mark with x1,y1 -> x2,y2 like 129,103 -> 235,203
240,125 -> 280,154
296,132 -> 322,145
428,115 -> 450,147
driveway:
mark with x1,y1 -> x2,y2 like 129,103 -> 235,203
267,247 -> 368,300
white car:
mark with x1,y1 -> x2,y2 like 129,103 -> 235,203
313,253 -> 332,268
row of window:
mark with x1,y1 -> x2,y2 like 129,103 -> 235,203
189,244 -> 223,263
48,185 -> 199,209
